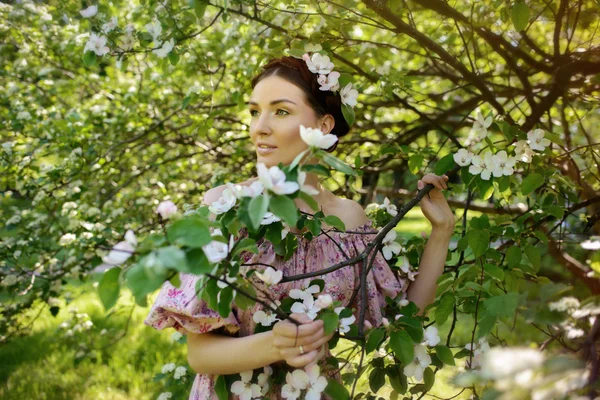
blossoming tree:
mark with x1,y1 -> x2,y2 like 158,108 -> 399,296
1,0 -> 600,399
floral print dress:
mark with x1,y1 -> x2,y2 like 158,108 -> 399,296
144,221 -> 409,399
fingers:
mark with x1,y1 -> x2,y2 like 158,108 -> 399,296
273,315 -> 323,339
273,324 -> 325,348
418,174 -> 449,191
285,349 -> 321,369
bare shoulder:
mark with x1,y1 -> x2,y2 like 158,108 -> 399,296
332,197 -> 370,230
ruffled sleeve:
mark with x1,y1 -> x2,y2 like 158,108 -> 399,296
347,226 -> 409,327
144,272 -> 240,336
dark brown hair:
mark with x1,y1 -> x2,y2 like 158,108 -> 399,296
250,53 -> 351,153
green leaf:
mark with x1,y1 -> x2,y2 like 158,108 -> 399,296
217,286 -> 234,318
484,263 -> 504,281
497,175 -> 511,192
156,246 -> 189,272
168,51 -> 179,66
320,311 -> 339,335
484,292 -> 521,318
324,378 -> 350,399
167,217 -> 211,248
248,194 -> 269,230
341,103 -> 355,126
233,281 -> 256,310
522,173 -> 544,195
302,163 -> 331,177
270,195 -> 298,227
289,148 -> 309,170
369,368 -> 386,393
512,1 -> 530,31
82,50 -> 96,67
435,345 -> 455,365
298,190 -> 319,212
476,313 -> 497,339
524,245 -> 541,272
408,154 -> 424,174
435,293 -> 455,326
321,152 -> 357,176
186,248 -> 212,274
435,154 -> 455,175
478,178 -> 494,200
506,246 -> 522,269
468,229 -> 489,258
232,238 -> 258,257
214,375 -> 228,400
98,267 -> 121,311
423,367 -> 435,390
387,365 -> 408,394
547,205 -> 564,219
323,215 -> 346,232
390,329 -> 413,365
366,328 -> 386,353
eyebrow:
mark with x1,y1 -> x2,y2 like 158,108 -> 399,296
247,99 -> 297,107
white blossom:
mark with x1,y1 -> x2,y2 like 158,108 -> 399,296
382,229 -> 402,260
314,294 -> 333,309
171,331 -> 183,342
464,337 -> 490,369
257,163 -> 299,195
145,19 -> 162,41
581,239 -> 600,250
299,125 -> 338,150
404,344 -> 431,381
157,392 -> 172,400
208,188 -> 236,215
381,197 -> 397,216
59,233 -> 77,246
161,363 -> 176,373
253,309 -> 280,327
16,111 -> 32,120
398,256 -> 418,281
156,200 -> 177,219
317,71 -> 340,91
527,129 -> 551,151
80,5 -> 98,18
231,370 -> 262,400
290,293 -> 321,320
226,181 -> 263,199
479,347 -> 544,380
514,140 -> 534,163
302,53 -> 334,74
254,267 -> 283,285
468,151 -> 495,180
153,38 -> 175,58
453,149 -> 473,167
472,110 -> 493,140
257,366 -> 273,396
102,16 -> 118,33
260,212 -> 281,225
103,229 -> 137,265
340,82 -> 359,107
304,364 -> 328,400
203,235 -> 234,264
548,297 -> 580,313
422,326 -> 440,347
84,33 -> 110,56
491,150 -> 516,177
334,306 -> 356,333
173,366 -> 187,380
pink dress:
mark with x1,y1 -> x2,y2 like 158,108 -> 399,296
144,220 -> 409,399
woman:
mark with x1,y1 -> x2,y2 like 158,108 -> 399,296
145,53 -> 455,399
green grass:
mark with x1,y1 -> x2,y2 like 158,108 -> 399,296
0,282 -> 187,400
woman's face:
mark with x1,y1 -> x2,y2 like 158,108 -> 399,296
248,75 -> 334,168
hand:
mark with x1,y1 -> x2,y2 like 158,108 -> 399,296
417,174 -> 455,230
272,313 -> 335,369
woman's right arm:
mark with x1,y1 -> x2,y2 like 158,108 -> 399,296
187,314 -> 331,375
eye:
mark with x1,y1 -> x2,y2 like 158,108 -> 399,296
249,109 -> 289,117
276,109 -> 289,115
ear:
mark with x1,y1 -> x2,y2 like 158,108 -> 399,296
319,114 -> 335,134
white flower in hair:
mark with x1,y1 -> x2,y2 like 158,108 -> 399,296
317,71 -> 340,91
340,82 -> 358,107
302,53 -> 334,74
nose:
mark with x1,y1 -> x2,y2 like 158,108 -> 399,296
250,112 -> 272,138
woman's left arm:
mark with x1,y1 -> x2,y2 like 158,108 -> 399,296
405,173 -> 455,315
